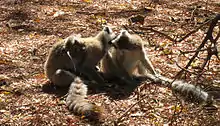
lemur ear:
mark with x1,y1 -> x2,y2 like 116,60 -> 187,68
74,39 -> 86,50
65,36 -> 79,49
65,36 -> 73,49
103,26 -> 111,34
120,30 -> 128,36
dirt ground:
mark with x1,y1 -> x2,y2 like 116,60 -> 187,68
0,0 -> 220,125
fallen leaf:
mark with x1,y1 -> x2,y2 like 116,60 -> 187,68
34,18 -> 41,23
33,73 -> 46,79
191,60 -> 200,69
162,48 -> 173,55
81,0 -> 92,3
53,10 -> 65,17
2,91 -> 11,95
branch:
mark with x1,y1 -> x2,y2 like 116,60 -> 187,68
179,48 -> 207,54
177,19 -> 212,42
138,26 -> 178,43
174,14 -> 220,79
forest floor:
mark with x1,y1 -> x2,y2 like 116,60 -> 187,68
0,0 -> 220,125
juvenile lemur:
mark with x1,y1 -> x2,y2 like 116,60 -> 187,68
44,26 -> 116,119
101,30 -> 211,104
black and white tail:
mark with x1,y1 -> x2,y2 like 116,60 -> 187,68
142,73 -> 212,104
66,77 -> 100,119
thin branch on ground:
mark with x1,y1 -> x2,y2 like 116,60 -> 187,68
138,26 -> 178,43
179,48 -> 207,54
76,7 -> 152,15
175,62 -> 197,75
177,18 -> 212,42
190,6 -> 197,21
0,88 -> 14,93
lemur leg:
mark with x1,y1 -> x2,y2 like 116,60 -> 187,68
52,69 -> 76,87
103,50 -> 138,86
137,62 -> 146,75
115,51 -> 139,85
140,49 -> 156,75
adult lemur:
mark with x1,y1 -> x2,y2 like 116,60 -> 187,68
101,30 -> 156,77
45,26 -> 116,87
101,30 -> 212,104
44,26 -> 116,118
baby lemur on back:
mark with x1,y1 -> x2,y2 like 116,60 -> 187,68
101,30 -> 212,104
44,26 -> 116,119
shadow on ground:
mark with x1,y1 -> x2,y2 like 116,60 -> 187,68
41,75 -> 146,100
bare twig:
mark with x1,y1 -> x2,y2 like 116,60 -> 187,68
177,19 -> 212,42
190,6 -> 197,21
0,88 -> 13,93
138,26 -> 178,43
76,7 -> 152,15
179,48 -> 207,54
175,62 -> 198,75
